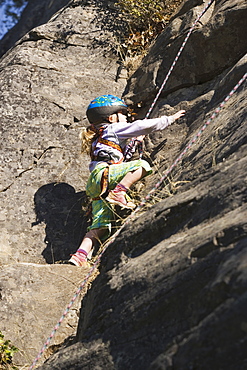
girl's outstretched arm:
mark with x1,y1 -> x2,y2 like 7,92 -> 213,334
113,110 -> 186,139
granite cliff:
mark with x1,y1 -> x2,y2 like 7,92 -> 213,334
0,0 -> 246,368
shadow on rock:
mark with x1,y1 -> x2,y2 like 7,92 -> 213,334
33,182 -> 90,264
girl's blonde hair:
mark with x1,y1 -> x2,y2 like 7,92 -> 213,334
79,127 -> 96,155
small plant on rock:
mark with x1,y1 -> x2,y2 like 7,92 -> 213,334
0,331 -> 19,370
116,0 -> 183,59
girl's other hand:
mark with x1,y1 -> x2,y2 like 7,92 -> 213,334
173,110 -> 186,121
136,135 -> 145,142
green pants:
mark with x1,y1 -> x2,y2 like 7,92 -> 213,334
86,159 -> 152,233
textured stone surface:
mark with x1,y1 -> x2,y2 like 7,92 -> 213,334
39,0 -> 247,369
0,263 -> 91,366
0,0 -> 127,265
0,0 -> 126,367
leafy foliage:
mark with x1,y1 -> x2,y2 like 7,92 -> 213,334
116,0 -> 183,58
0,332 -> 18,370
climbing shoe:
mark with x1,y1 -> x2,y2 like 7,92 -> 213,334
69,250 -> 89,267
106,190 -> 136,209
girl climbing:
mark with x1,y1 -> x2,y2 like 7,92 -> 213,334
69,94 -> 185,266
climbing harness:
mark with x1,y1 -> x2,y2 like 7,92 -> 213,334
29,0 -> 246,367
89,124 -> 125,198
89,124 -> 124,163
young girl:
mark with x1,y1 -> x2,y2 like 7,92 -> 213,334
69,94 -> 185,266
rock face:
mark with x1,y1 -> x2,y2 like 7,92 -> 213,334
0,0 -> 246,369
0,0 -> 127,266
0,0 -> 127,366
123,0 -> 247,106
0,263 -> 91,366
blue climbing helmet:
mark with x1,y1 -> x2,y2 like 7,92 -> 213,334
86,94 -> 128,124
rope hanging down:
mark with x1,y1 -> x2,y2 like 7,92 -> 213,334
145,0 -> 215,119
133,0 -> 214,158
29,71 -> 246,370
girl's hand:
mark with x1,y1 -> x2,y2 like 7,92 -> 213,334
173,110 -> 186,121
136,135 -> 145,142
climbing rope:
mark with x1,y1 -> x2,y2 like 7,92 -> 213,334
136,72 -> 247,208
29,71 -> 246,370
28,263 -> 101,369
145,0 -> 215,119
133,0 -> 215,158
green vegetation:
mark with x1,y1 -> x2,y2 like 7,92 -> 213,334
116,0 -> 183,58
0,332 -> 18,370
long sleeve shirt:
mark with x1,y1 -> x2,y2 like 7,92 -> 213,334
89,115 -> 175,172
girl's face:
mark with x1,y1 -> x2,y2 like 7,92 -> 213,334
117,112 -> 128,122
108,111 -> 128,123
